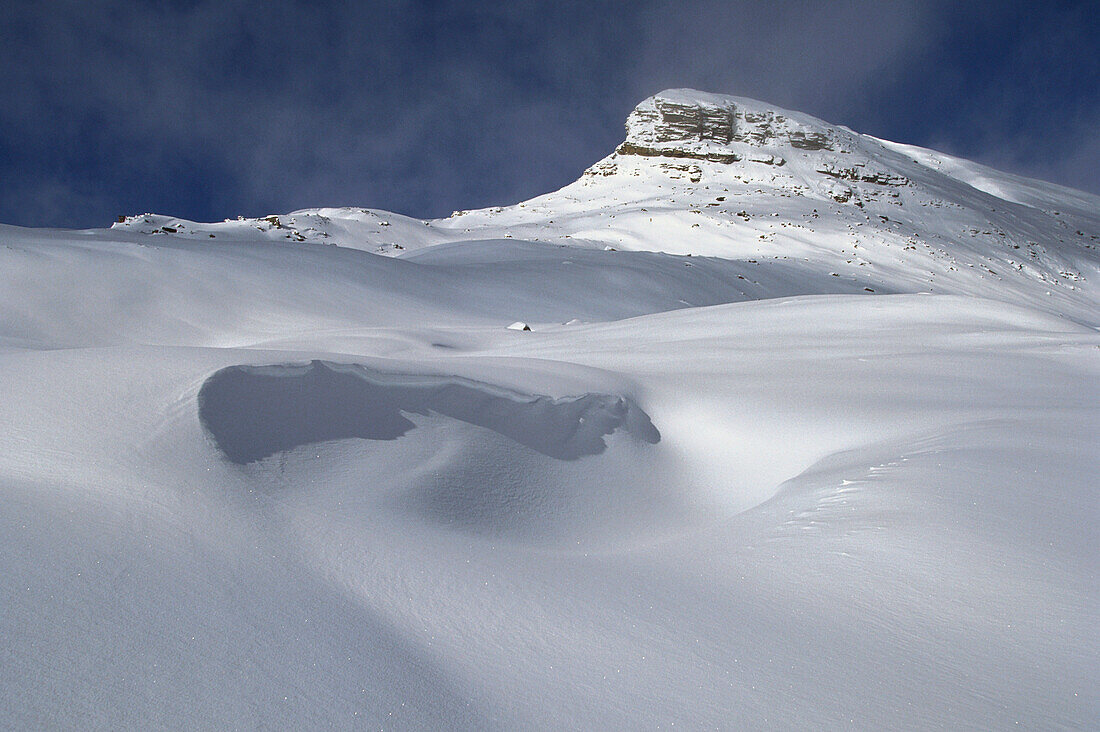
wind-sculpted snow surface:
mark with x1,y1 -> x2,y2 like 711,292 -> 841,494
199,360 -> 659,463
2,89 -> 1099,729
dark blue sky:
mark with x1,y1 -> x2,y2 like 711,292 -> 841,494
2,0 -> 1097,228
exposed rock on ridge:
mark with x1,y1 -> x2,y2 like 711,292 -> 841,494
585,88 -> 919,201
625,95 -> 736,146
615,89 -> 839,166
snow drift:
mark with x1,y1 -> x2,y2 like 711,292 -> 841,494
198,360 -> 659,463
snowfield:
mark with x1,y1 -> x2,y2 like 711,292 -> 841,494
1,90 -> 1098,729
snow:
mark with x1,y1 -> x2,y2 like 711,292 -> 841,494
1,89 -> 1098,728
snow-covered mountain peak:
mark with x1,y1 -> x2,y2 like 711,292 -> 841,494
579,88 -> 912,195
90,88 -> 1100,327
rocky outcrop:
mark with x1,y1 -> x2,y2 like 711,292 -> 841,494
788,131 -> 833,150
616,141 -> 740,164
817,164 -> 908,186
615,90 -> 839,166
625,96 -> 736,146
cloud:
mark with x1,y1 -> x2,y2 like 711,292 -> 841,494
852,1 -> 1100,193
0,178 -> 117,229
623,1 -> 934,112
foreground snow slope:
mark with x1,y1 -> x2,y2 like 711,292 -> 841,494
1,90 -> 1098,728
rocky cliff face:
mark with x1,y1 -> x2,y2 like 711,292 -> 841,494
585,89 -> 916,205
624,94 -> 736,146
615,89 -> 840,165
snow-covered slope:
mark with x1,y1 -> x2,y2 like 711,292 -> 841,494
103,89 -> 1100,326
1,90 -> 1097,728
